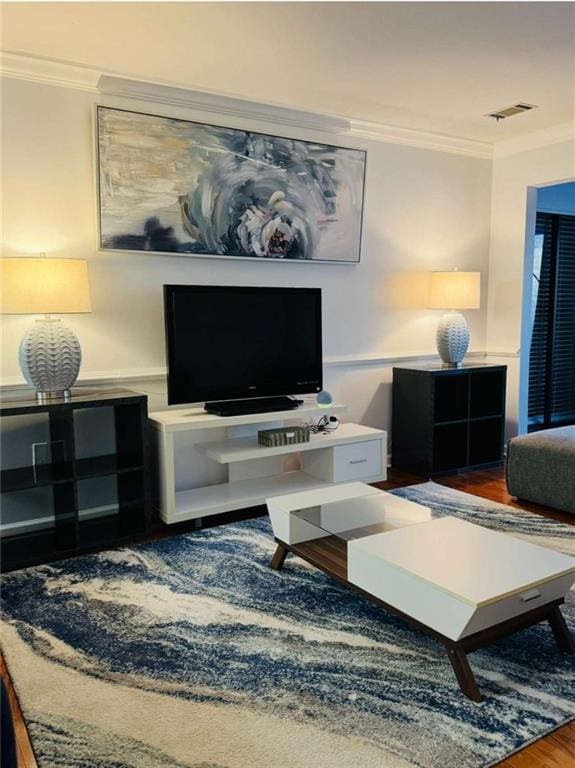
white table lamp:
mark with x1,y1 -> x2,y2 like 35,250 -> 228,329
1,257 -> 92,401
428,271 -> 480,367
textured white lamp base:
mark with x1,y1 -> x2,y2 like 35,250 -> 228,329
19,318 -> 82,402
436,311 -> 470,367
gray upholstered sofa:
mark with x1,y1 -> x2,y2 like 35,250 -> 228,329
507,426 -> 575,514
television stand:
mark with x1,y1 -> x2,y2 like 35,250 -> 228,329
204,396 -> 302,417
148,401 -> 387,524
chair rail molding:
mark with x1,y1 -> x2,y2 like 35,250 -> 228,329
485,349 -> 521,358
1,51 -> 493,159
0,351 -> 497,396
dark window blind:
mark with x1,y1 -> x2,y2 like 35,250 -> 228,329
528,213 -> 575,430
528,215 -> 553,427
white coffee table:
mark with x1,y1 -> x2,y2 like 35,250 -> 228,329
266,482 -> 575,702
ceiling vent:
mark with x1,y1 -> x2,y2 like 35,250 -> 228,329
486,103 -> 537,122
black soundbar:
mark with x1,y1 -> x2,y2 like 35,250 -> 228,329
204,396 -> 302,417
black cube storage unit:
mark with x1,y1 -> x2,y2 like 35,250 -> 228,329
0,389 -> 151,572
392,365 -> 507,476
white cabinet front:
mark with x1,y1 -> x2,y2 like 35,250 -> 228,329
332,440 -> 382,481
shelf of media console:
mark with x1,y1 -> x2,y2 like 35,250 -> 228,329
148,400 -> 348,432
172,472 -> 357,521
148,401 -> 387,523
196,423 -> 384,464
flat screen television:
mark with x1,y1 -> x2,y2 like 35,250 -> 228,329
164,285 -> 323,407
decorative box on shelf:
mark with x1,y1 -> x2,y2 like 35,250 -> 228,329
0,388 -> 151,572
258,426 -> 310,447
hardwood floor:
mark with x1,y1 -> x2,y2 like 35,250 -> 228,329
1,466 -> 573,768
0,654 -> 35,768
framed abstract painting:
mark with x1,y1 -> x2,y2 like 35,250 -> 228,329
96,107 -> 366,263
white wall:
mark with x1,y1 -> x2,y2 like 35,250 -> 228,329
486,138 -> 575,437
1,76 -> 493,435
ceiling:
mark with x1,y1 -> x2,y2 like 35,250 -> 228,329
2,2 -> 574,143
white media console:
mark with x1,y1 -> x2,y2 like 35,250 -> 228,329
149,401 -> 387,523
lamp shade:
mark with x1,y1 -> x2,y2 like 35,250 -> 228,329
428,271 -> 480,310
1,258 -> 91,314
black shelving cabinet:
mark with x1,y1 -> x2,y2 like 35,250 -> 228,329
0,389 -> 151,572
392,364 -> 507,476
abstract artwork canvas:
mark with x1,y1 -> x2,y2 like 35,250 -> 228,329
97,107 -> 366,262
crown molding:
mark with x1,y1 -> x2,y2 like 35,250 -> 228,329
348,119 -> 492,159
97,75 -> 351,133
1,50 -> 493,158
2,51 -> 568,161
97,74 -> 492,158
493,122 -> 574,159
0,50 -> 100,91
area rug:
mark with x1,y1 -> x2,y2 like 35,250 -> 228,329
1,482 -> 574,768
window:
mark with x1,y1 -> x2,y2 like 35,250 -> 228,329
528,213 -> 575,430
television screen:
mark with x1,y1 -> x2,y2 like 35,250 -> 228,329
164,285 -> 323,405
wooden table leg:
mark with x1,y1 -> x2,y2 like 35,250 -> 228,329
445,646 -> 483,703
271,543 -> 289,571
548,606 -> 575,654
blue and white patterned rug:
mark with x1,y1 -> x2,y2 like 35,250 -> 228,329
1,482 -> 574,768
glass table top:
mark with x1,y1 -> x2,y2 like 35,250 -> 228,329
290,491 -> 436,543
